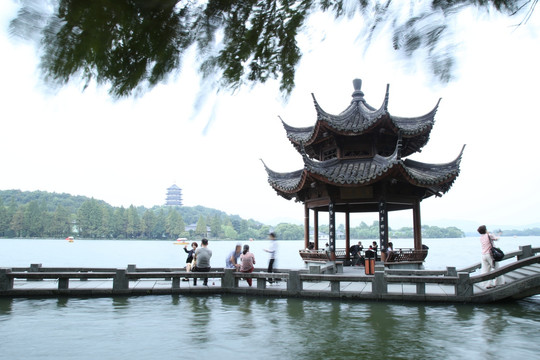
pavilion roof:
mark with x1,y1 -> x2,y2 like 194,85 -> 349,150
263,144 -> 465,201
281,80 -> 439,157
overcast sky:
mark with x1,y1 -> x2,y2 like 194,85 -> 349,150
1,2 -> 539,230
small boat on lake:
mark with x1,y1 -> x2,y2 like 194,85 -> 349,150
174,238 -> 188,245
65,236 -> 74,242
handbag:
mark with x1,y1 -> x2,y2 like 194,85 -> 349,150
491,247 -> 504,261
489,235 -> 504,261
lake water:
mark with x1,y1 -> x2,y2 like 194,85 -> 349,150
1,237 -> 539,359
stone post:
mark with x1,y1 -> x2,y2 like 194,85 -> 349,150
287,270 -> 301,294
446,267 -> 457,277
113,269 -> 129,291
59,278 -> 69,290
222,268 -> 235,289
518,245 -> 533,260
256,277 -> 267,289
372,264 -> 387,294
29,263 -> 42,281
456,272 -> 473,297
172,277 -> 180,289
0,268 -> 13,291
330,280 -> 340,294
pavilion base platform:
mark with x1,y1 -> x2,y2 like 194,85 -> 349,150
384,262 -> 425,270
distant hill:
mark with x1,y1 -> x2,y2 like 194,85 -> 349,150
418,218 -> 540,236
0,189 -> 106,214
0,189 -> 256,227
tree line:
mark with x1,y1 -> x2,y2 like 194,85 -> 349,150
0,191 -> 270,240
320,223 -> 465,240
0,190 -> 466,240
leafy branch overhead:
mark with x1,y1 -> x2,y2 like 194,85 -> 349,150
9,0 -> 535,98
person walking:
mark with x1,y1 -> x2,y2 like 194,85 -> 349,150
239,244 -> 256,287
478,225 -> 504,288
386,242 -> 394,261
264,232 -> 278,284
192,238 -> 212,286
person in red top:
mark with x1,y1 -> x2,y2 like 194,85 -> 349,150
478,225 -> 504,288
240,244 -> 256,287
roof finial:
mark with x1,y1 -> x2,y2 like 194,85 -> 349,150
352,79 -> 364,102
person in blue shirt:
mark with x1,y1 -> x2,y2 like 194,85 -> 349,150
225,244 -> 242,270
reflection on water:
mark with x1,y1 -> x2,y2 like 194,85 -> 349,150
112,297 -> 130,311
56,297 -> 69,308
0,298 -> 12,316
0,295 -> 538,359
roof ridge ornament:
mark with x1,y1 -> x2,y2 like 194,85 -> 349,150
351,79 -> 365,103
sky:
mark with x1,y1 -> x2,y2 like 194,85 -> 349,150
1,2 -> 540,231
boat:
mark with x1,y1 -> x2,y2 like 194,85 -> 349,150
174,238 -> 189,245
65,236 -> 74,242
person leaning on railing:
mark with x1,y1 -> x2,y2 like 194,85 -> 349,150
349,241 -> 364,266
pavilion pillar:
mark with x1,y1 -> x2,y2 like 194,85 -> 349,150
378,199 -> 389,262
345,211 -> 351,262
304,203 -> 310,250
314,210 -> 319,250
413,200 -> 422,250
329,202 -> 336,261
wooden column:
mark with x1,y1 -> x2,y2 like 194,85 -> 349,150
413,200 -> 422,250
329,202 -> 336,261
378,199 -> 389,262
314,210 -> 319,250
304,203 -> 310,250
345,211 -> 351,262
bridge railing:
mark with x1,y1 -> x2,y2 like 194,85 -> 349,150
1,245 -> 539,300
467,251 -> 540,287
0,265 -> 293,293
457,245 -> 540,273
289,245 -> 540,298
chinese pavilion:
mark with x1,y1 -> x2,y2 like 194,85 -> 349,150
263,79 -> 464,263
165,184 -> 183,206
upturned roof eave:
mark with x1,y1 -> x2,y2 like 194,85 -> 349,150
399,145 -> 466,194
389,98 -> 441,137
262,145 -> 465,195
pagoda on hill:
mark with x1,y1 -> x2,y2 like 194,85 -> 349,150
263,79 -> 465,264
165,184 -> 183,206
